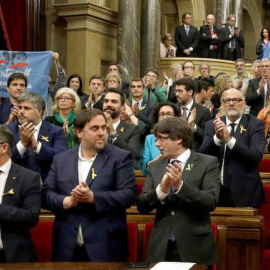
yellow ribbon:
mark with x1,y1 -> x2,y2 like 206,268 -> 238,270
2,189 -> 14,196
40,135 -> 49,142
92,168 -> 97,180
240,125 -> 246,134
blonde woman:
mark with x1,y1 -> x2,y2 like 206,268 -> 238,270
45,87 -> 81,148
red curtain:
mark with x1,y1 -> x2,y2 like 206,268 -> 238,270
0,0 -> 25,50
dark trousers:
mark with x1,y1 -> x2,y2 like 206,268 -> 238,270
71,245 -> 90,262
225,49 -> 237,61
0,250 -> 6,263
208,50 -> 219,59
165,240 -> 181,262
218,185 -> 235,207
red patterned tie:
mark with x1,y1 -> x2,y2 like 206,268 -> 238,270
210,27 -> 218,50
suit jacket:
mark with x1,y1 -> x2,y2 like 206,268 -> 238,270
246,77 -> 264,116
199,114 -> 266,207
219,25 -> 244,59
42,144 -> 136,262
0,98 -> 12,124
8,120 -> 68,181
114,120 -> 142,169
174,25 -> 199,57
137,151 -> 220,264
81,95 -> 105,111
1,162 -> 41,262
188,102 -> 211,150
199,25 -> 221,58
256,39 -> 264,60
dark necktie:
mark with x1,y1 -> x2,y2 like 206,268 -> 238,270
181,107 -> 188,121
26,148 -> 40,173
230,123 -> 236,137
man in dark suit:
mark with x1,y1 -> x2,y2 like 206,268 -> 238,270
220,14 -> 245,61
42,109 -> 136,262
81,75 -> 105,110
137,117 -> 220,265
174,13 -> 199,57
199,14 -> 221,59
7,92 -> 68,182
0,73 -> 27,125
175,78 -> 211,150
246,58 -> 270,116
103,88 -> 142,169
0,125 -> 41,262
200,88 -> 266,207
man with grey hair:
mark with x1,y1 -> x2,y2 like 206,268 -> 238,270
200,88 -> 265,207
252,60 -> 262,78
231,59 -> 253,96
246,58 -> 270,116
220,14 -> 245,61
7,92 -> 68,181
0,124 -> 41,262
197,62 -> 215,84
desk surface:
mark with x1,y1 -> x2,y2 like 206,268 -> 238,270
0,262 -> 207,270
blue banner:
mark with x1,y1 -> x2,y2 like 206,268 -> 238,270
0,50 -> 52,101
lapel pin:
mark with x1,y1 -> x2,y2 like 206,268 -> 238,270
92,168 -> 97,180
2,189 -> 14,196
39,135 -> 49,142
240,125 -> 246,133
185,164 -> 193,171
120,127 -> 124,132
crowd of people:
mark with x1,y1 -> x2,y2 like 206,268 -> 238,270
0,12 -> 269,267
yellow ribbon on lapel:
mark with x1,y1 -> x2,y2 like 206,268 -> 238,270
40,135 -> 49,142
92,168 -> 97,180
240,125 -> 246,134
185,164 -> 193,171
120,127 -> 125,133
1,189 -> 14,196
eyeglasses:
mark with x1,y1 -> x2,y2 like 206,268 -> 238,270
155,135 -> 170,143
57,96 -> 74,101
223,98 -> 244,105
174,89 -> 184,94
159,112 -> 175,117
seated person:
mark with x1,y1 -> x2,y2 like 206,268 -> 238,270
141,102 -> 180,175
196,62 -> 215,83
7,92 -> 68,182
45,87 -> 81,148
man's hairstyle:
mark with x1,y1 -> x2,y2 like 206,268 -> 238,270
67,74 -> 83,96
260,28 -> 270,40
174,78 -> 196,94
261,58 -> 270,63
74,109 -> 107,131
182,61 -> 195,70
154,117 -> 193,149
0,124 -> 14,156
130,78 -> 145,88
7,73 -> 27,87
221,88 -> 245,104
252,59 -> 261,67
199,62 -> 211,72
227,14 -> 236,21
182,13 -> 191,23
105,73 -> 122,88
17,92 -> 45,113
105,88 -> 126,105
197,78 -> 215,93
89,75 -> 105,86
151,101 -> 181,125
235,58 -> 245,64
108,62 -> 118,69
145,69 -> 159,78
53,87 -> 81,114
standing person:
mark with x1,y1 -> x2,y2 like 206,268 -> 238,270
174,13 -> 199,57
200,89 -> 266,207
67,74 -> 87,100
45,87 -> 81,148
0,73 -> 27,124
256,28 -> 270,60
220,14 -> 245,61
7,92 -> 68,182
0,125 -> 41,262
246,58 -> 270,116
174,78 -> 211,150
252,60 -> 262,78
137,117 -> 220,265
143,69 -> 167,105
43,109 -> 136,262
199,14 -> 221,59
160,33 -> 176,58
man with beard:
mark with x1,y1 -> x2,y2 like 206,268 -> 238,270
175,78 -> 211,150
200,88 -> 265,207
7,92 -> 68,182
231,59 -> 253,96
103,88 -> 142,169
42,109 -> 136,262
